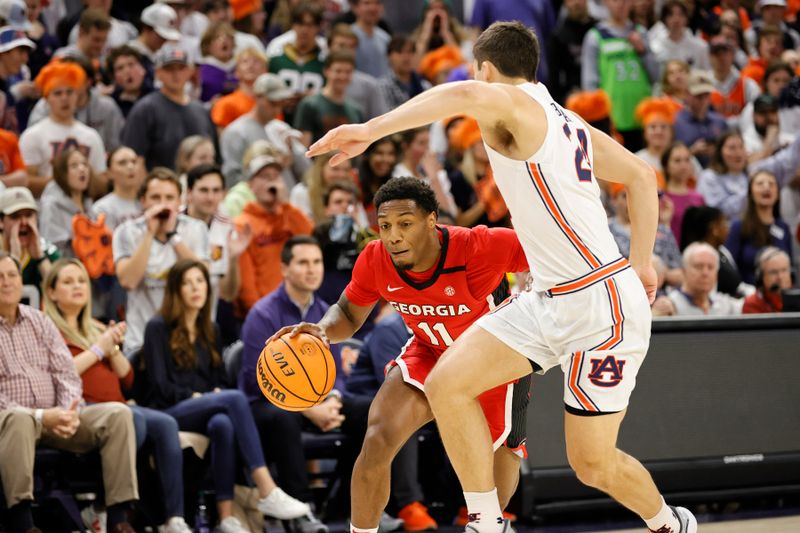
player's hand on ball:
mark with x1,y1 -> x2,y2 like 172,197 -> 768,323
267,322 -> 329,348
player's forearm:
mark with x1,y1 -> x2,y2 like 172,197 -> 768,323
317,303 -> 363,343
625,170 -> 659,269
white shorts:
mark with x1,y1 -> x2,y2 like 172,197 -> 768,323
476,266 -> 652,414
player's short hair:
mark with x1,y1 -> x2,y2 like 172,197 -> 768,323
281,235 -> 321,265
187,163 -> 224,190
472,21 -> 539,82
374,176 -> 439,216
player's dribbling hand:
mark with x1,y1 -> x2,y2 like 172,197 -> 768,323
266,323 -> 330,348
306,124 -> 372,166
633,263 -> 658,304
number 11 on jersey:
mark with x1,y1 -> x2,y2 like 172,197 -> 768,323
418,321 -> 455,347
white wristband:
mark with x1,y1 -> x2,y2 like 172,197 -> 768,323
34,408 -> 43,423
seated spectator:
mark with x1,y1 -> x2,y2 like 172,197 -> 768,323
358,136 -> 398,229
113,168 -> 209,356
649,0 -> 710,73
220,73 -> 299,188
740,62 -> 795,159
328,23 -> 389,121
725,170 -> 792,284
667,241 -> 744,315
0,26 -> 34,134
238,237 -> 364,528
175,134 -> 216,197
0,186 -> 59,299
0,251 -> 139,533
41,258 -> 192,533
293,51 -> 363,146
548,0 -> 597,105
54,8 -> 110,64
662,142 -> 705,247
38,147 -> 94,255
741,24 -> 784,88
708,35 -> 761,124
608,183 -> 683,287
350,0 -> 391,78
744,0 -> 800,55
198,20 -> 237,103
210,47 -> 268,129
379,33 -> 429,110
290,151 -> 360,225
0,127 -> 27,188
633,96 -> 683,180
20,60 -> 106,196
234,154 -> 313,313
673,70 -> 728,167
658,59 -> 690,104
742,246 -> 793,312
106,45 -> 154,118
140,259 -> 310,533
121,44 -> 217,170
127,3 -> 182,77
91,146 -> 144,231
697,130 -> 749,220
742,94 -> 791,162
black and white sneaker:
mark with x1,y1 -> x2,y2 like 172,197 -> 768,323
672,506 -> 697,533
464,517 -> 513,533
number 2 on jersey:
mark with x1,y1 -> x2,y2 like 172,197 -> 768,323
418,321 -> 455,347
562,123 -> 592,183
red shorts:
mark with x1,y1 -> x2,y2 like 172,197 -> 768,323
386,338 -> 529,457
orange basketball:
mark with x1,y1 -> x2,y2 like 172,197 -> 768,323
256,332 -> 336,411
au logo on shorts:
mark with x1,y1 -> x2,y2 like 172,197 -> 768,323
588,355 -> 626,387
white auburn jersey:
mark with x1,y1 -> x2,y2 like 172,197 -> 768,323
483,82 -> 625,293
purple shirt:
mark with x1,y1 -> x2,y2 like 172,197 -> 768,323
664,190 -> 705,247
238,283 -> 345,403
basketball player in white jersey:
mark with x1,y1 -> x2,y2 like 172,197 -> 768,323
306,21 -> 696,533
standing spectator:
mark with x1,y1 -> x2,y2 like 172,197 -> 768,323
667,242 -> 744,315
19,60 -> 106,196
351,0 -> 390,78
648,0 -> 710,73
717,8 -> 750,69
0,127 -> 26,188
328,23 -> 389,121
54,8 -> 110,64
222,140 -> 280,217
265,0 -> 328,58
742,246 -> 793,312
358,136 -> 398,229
781,172 -> 800,276
741,24 -> 785,88
725,170 -> 792,284
219,72 -> 294,187
210,47 -> 268,129
61,1 -> 138,54
0,26 -> 33,134
290,152 -> 361,225
633,96 -> 683,180
106,45 -> 153,118
697,130 -> 750,220
29,55 -> 125,152
411,0 -> 469,66
0,186 -> 59,293
231,0 -> 267,56
0,251 -> 139,533
744,0 -> 800,54
659,58 -> 690,104
121,45 -> 217,170
128,3 -> 183,76
234,154 -> 313,313
549,0 -> 597,105
197,20 -> 237,103
140,259 -> 311,533
581,0 -> 659,150
739,62 -> 794,157
662,142 -> 705,247
294,51 -> 363,146
38,147 -> 94,255
742,94 -> 788,162
708,35 -> 761,123
23,0 -> 59,78
470,0 -> 556,84
174,134 -> 216,197
673,70 -> 728,167
113,168 -> 209,356
91,146 -> 144,231
379,33 -> 429,110
41,257 -> 192,533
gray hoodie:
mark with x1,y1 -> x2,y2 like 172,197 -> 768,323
39,181 -> 93,256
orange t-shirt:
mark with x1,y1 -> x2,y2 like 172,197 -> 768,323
211,89 -> 256,128
0,128 -> 25,175
741,57 -> 767,88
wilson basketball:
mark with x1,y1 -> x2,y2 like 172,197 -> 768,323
256,333 -> 336,411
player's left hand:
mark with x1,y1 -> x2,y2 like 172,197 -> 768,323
267,322 -> 330,348
633,262 -> 658,304
306,124 -> 372,166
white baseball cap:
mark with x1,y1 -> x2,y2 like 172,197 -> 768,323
0,186 -> 38,215
758,0 -> 787,8
0,25 -> 34,53
0,0 -> 32,31
141,3 -> 182,42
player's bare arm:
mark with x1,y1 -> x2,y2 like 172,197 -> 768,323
587,123 -> 659,302
267,292 -> 375,347
306,80 -> 544,165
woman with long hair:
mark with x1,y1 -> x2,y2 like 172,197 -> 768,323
141,259 -> 309,533
359,136 -> 399,228
175,135 -> 216,201
39,148 -> 95,255
659,59 -> 690,104
91,146 -> 144,231
42,258 -> 192,533
291,151 -> 366,225
662,142 -> 705,246
725,171 -> 792,284
697,130 -> 749,220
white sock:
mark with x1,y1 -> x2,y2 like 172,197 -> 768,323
350,523 -> 378,533
643,498 -> 680,532
463,488 -> 503,531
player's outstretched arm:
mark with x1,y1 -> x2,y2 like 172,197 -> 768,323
266,293 -> 375,347
588,124 -> 659,302
306,81 -> 516,166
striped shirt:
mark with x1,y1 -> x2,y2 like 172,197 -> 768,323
0,305 -> 82,410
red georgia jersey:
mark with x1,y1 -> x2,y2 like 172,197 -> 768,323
345,225 -> 528,353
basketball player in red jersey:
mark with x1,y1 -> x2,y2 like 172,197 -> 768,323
269,177 -> 532,533
305,19 -> 697,533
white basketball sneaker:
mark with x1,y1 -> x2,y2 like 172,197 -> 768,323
257,487 -> 311,519
654,506 -> 697,533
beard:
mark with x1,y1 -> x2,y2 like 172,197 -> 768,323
755,122 -> 768,137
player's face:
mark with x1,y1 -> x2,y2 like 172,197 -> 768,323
377,200 -> 437,271
282,244 -> 324,292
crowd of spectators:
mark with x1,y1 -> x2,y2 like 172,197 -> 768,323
1,0 -> 800,532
